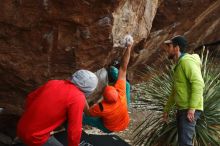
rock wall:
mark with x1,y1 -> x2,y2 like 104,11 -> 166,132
0,0 -> 159,141
130,0 -> 220,81
0,0 -> 220,143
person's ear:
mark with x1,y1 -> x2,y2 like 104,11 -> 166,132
174,45 -> 180,53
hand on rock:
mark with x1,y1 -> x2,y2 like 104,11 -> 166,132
124,34 -> 134,47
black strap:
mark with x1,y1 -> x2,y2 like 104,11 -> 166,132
98,103 -> 104,112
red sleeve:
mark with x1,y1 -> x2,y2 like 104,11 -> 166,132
67,95 -> 85,146
89,104 -> 102,117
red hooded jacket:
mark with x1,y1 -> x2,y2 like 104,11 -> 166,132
17,80 -> 85,146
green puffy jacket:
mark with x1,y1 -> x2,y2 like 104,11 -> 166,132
164,53 -> 205,112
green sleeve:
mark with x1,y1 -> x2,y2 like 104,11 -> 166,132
164,87 -> 175,113
181,60 -> 205,109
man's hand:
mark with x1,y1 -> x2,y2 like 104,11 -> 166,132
163,112 -> 168,123
187,109 -> 195,122
126,42 -> 133,48
124,34 -> 134,48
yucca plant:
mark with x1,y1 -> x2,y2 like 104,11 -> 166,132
133,48 -> 220,146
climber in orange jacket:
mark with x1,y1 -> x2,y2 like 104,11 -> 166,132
83,35 -> 133,132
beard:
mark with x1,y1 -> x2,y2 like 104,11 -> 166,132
168,54 -> 175,60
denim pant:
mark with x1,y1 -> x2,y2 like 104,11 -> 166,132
43,136 -> 63,146
177,110 -> 201,146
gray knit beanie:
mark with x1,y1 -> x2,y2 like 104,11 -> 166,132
71,70 -> 98,97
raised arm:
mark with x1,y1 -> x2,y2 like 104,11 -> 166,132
118,43 -> 133,80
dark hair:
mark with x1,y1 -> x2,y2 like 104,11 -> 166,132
172,36 -> 188,53
173,42 -> 187,53
107,67 -> 115,83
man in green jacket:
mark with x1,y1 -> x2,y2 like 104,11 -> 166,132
163,35 -> 205,146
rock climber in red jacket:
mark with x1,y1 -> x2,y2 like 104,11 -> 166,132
17,70 -> 98,146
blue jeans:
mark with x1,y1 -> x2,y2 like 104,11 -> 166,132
83,114 -> 111,133
177,110 -> 201,146
43,136 -> 63,146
